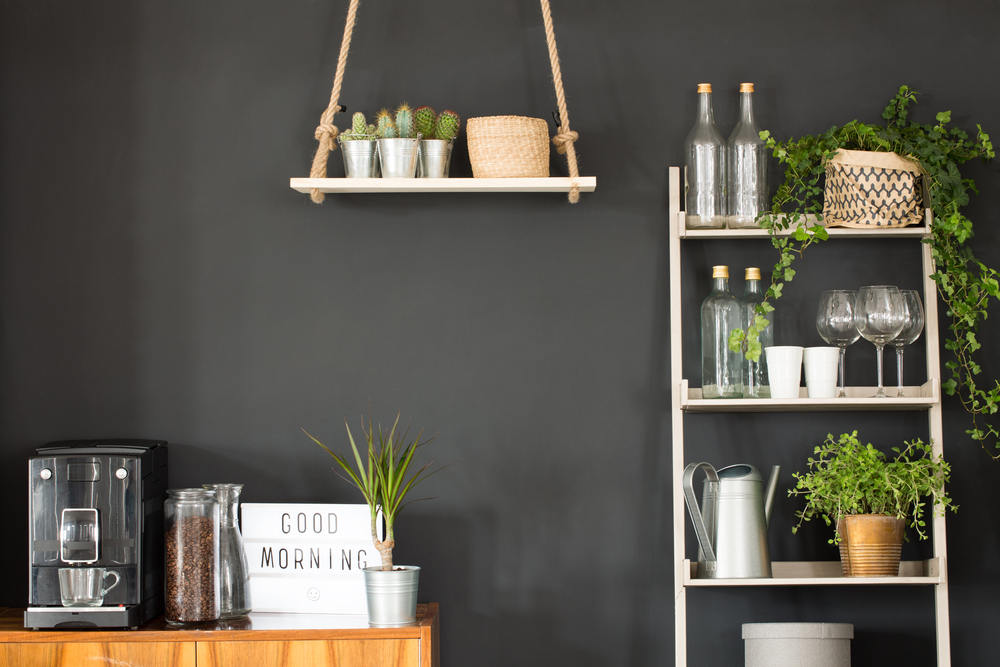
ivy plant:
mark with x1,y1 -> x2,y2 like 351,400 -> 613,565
788,431 -> 956,544
729,86 -> 998,453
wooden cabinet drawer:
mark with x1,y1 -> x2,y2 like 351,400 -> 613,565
0,641 -> 196,667
197,638 -> 420,667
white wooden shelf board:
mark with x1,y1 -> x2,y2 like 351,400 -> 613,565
290,177 -> 597,194
681,379 -> 938,412
684,559 -> 941,587
678,211 -> 930,239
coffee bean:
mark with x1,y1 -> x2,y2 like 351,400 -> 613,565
165,515 -> 218,622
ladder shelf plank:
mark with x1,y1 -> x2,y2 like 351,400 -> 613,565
681,380 -> 938,412
684,559 -> 941,587
678,211 -> 931,239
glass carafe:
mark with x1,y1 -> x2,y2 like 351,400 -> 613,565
685,83 -> 726,229
741,267 -> 772,397
701,265 -> 743,398
727,83 -> 768,228
204,483 -> 251,618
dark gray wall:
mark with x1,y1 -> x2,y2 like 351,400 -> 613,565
2,0 -> 998,664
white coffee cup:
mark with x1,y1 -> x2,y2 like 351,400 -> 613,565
765,346 -> 804,399
804,346 -> 841,399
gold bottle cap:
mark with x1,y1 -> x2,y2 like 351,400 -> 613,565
697,83 -> 712,94
712,265 -> 729,279
745,267 -> 762,280
739,82 -> 755,93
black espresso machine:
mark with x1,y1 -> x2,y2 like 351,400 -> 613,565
25,440 -> 167,629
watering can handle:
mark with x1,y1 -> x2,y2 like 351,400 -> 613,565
682,462 -> 719,564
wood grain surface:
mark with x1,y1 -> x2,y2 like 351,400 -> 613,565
0,641 -> 196,667
198,638 -> 418,667
0,604 -> 437,643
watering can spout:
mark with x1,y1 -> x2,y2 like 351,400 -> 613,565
763,465 -> 780,525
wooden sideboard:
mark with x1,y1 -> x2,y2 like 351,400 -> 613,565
0,603 -> 439,667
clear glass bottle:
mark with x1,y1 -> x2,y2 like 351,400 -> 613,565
685,83 -> 726,229
741,267 -> 773,397
727,83 -> 768,228
204,483 -> 251,619
164,488 -> 221,624
701,265 -> 743,398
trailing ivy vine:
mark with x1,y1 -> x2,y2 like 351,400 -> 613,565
728,86 -> 998,454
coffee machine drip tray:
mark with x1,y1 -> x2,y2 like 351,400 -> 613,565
24,605 -> 143,630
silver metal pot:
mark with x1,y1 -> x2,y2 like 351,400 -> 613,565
418,139 -> 454,178
377,138 -> 421,178
339,138 -> 379,178
363,565 -> 419,627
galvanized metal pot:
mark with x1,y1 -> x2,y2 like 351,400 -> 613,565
363,565 -> 420,627
339,138 -> 379,178
418,139 -> 454,178
377,138 -> 421,178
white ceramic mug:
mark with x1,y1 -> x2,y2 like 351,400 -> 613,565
804,346 -> 841,399
765,346 -> 804,399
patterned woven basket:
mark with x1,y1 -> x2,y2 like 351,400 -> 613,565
822,149 -> 924,228
466,116 -> 550,178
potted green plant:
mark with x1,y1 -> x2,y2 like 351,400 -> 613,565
376,104 -> 422,178
338,111 -> 379,178
413,106 -> 461,178
728,87 -> 999,456
303,414 -> 434,626
788,431 -> 956,577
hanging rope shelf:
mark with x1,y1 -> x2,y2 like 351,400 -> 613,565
289,0 -> 595,203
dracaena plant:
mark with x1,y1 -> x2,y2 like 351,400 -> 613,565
729,86 -> 998,454
788,431 -> 956,544
304,414 -> 434,570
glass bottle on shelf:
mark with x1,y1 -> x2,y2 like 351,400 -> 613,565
701,265 -> 743,398
740,267 -> 772,397
727,82 -> 768,229
204,483 -> 251,619
685,83 -> 726,229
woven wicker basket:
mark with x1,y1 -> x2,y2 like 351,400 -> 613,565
466,116 -> 549,178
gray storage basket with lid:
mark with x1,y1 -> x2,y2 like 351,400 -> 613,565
743,622 -> 853,667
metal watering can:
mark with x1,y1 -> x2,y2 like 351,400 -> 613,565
683,463 -> 780,579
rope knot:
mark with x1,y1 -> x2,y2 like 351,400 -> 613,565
552,129 -> 579,154
314,122 -> 340,147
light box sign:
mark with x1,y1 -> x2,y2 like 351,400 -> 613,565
241,503 -> 379,614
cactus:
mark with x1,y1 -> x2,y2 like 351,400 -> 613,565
351,112 -> 367,135
395,103 -> 414,138
414,106 -> 436,139
367,123 -> 376,136
376,109 -> 397,139
433,109 -> 461,141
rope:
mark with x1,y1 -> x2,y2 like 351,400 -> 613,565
305,0 -> 583,205
308,0 -> 361,204
539,0 -> 581,203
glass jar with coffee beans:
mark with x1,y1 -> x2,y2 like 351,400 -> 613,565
164,488 -> 221,624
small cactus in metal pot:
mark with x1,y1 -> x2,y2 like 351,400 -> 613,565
433,109 -> 461,142
341,111 -> 375,141
352,112 -> 368,135
414,106 -> 437,139
376,109 -> 397,139
394,103 -> 415,138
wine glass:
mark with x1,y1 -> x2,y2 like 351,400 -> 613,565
816,290 -> 860,398
854,285 -> 906,398
889,290 -> 925,396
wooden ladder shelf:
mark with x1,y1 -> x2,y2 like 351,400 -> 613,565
667,166 -> 951,665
